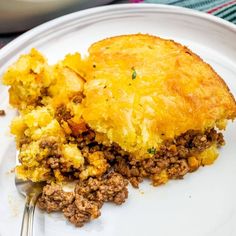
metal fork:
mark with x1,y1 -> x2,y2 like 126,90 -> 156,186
15,176 -> 44,236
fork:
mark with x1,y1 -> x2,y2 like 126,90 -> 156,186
15,176 -> 44,236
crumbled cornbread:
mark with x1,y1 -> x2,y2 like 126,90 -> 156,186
3,49 -> 105,182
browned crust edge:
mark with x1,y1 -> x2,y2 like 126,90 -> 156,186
89,33 -> 236,119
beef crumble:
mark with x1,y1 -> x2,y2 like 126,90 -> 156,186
38,128 -> 224,227
38,184 -> 74,212
55,104 -> 72,123
114,128 -> 224,187
37,128 -> 223,185
38,172 -> 128,227
75,172 -> 128,205
63,198 -> 101,227
0,109 -> 5,116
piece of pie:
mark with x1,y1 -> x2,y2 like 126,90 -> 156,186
2,34 -> 236,227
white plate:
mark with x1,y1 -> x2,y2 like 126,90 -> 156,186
0,4 -> 236,236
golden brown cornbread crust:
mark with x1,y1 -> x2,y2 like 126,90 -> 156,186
179,43 -> 236,113
82,34 -> 236,157
88,34 -> 236,110
87,33 -> 236,113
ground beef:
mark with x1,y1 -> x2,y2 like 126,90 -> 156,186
38,172 -> 128,227
39,137 -> 59,150
38,184 -> 74,212
77,130 -> 96,148
0,109 -> 5,116
39,137 -> 64,170
75,172 -> 128,205
39,127 -> 224,188
129,176 -> 143,188
38,128 -> 224,227
47,157 -> 60,169
113,128 -> 224,187
63,196 -> 101,227
18,136 -> 31,147
167,159 -> 190,179
55,104 -> 72,122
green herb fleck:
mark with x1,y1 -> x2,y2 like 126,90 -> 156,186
132,67 -> 137,80
147,147 -> 157,155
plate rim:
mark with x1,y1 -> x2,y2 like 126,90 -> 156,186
0,3 -> 236,61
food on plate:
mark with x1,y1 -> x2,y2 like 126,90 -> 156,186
3,34 -> 236,227
0,109 -> 5,116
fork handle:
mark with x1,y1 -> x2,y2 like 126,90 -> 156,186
20,193 -> 40,236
